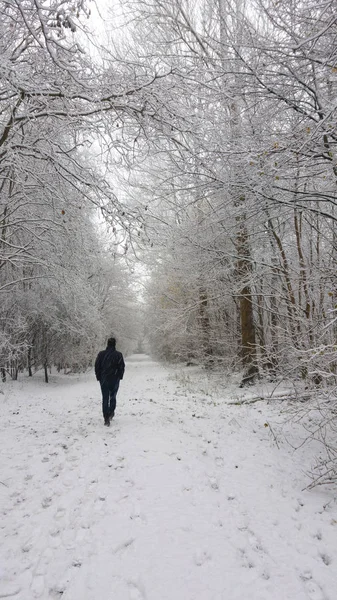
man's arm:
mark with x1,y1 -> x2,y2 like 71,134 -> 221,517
118,353 -> 125,380
95,351 -> 104,381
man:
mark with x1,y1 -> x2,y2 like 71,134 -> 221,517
95,337 -> 125,426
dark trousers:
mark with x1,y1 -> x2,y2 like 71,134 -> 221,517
100,378 -> 120,419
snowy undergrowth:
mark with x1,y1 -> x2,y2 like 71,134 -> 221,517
171,363 -> 337,488
1,355 -> 336,600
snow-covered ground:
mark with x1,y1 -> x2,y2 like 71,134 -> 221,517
1,355 -> 336,600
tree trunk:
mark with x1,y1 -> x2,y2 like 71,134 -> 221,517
199,286 -> 213,363
44,362 -> 49,384
240,285 -> 257,370
236,206 -> 258,385
28,347 -> 32,377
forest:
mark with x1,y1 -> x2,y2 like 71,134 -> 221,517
2,4 -> 337,595
0,0 -> 336,389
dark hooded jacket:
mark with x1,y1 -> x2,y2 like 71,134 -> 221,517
95,346 -> 125,383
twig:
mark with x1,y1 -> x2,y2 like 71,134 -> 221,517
228,397 -> 264,405
266,421 -> 280,449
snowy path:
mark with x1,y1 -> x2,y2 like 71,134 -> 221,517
1,355 -> 336,600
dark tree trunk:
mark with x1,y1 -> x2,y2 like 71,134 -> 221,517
236,204 -> 258,385
199,286 -> 213,363
240,284 -> 258,384
44,362 -> 49,384
28,347 -> 32,377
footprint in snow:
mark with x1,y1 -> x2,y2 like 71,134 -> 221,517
49,586 -> 66,599
261,569 -> 270,580
49,532 -> 61,549
0,582 -> 22,598
319,552 -> 331,566
22,539 -> 34,553
125,478 -> 135,487
238,547 -> 255,569
128,581 -> 146,600
76,528 -> 88,543
41,497 -> 53,509
129,501 -> 146,522
208,476 -> 219,491
194,549 -> 211,566
246,529 -> 265,554
303,578 -> 328,600
30,574 -> 45,597
54,506 -> 66,521
295,498 -> 305,512
61,528 -> 76,549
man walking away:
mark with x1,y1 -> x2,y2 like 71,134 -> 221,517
95,337 -> 125,426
